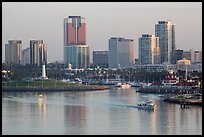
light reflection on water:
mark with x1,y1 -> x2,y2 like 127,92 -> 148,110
2,88 -> 202,135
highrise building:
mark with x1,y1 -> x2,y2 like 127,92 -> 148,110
5,40 -> 22,65
93,51 -> 108,68
64,16 -> 89,68
30,40 -> 47,66
108,37 -> 134,68
155,20 -> 175,64
22,47 -> 30,65
139,34 -> 160,65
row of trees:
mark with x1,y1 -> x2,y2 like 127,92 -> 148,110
2,63 -> 202,83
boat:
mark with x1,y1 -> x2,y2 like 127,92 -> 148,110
115,82 -> 131,88
131,82 -> 143,87
136,100 -> 156,110
121,83 -> 131,88
115,82 -> 122,87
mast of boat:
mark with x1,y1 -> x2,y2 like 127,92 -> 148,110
185,63 -> 188,81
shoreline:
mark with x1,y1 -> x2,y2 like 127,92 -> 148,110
2,85 -> 109,92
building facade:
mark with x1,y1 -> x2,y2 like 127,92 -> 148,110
22,47 -> 30,65
182,51 -> 191,61
5,40 -> 22,65
93,51 -> 108,68
64,45 -> 89,69
64,16 -> 89,68
194,50 -> 202,63
182,49 -> 202,64
30,40 -> 47,66
108,37 -> 134,68
155,20 -> 175,64
134,64 -> 177,72
139,34 -> 160,65
172,49 -> 183,64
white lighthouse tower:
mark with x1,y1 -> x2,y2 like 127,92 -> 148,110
41,63 -> 48,79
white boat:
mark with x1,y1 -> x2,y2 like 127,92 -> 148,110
121,83 -> 131,88
115,82 -> 122,87
131,82 -> 143,87
115,82 -> 131,88
136,100 -> 156,110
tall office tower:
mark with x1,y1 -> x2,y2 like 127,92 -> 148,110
5,40 -> 22,65
93,51 -> 108,68
30,40 -> 47,66
22,47 -> 30,65
108,37 -> 134,68
155,20 -> 175,64
139,34 -> 160,65
64,16 -> 89,68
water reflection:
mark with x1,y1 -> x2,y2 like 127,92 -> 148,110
63,92 -> 87,134
37,94 -> 47,127
2,89 -> 202,135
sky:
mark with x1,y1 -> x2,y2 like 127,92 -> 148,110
2,2 -> 202,63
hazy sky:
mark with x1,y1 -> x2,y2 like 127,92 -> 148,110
2,2 -> 202,63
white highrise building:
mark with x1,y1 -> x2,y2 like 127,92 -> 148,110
108,37 -> 134,68
155,20 -> 175,64
139,34 -> 160,65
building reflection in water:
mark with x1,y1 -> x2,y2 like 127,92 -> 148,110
2,90 -> 202,135
37,93 -> 47,127
156,101 -> 176,135
63,92 -> 87,134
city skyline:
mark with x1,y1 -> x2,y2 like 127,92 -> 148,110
2,2 -> 202,63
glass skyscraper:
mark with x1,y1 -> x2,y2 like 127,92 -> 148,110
64,16 -> 89,69
108,37 -> 134,68
155,20 -> 175,64
139,34 -> 160,65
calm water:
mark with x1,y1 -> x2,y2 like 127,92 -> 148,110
2,88 -> 202,135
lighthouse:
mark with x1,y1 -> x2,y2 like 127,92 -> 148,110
41,63 -> 48,79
